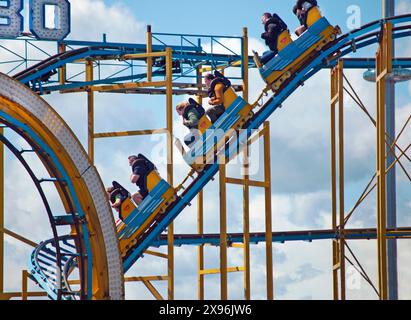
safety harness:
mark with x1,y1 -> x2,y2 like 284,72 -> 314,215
131,154 -> 156,198
183,98 -> 206,129
207,71 -> 231,99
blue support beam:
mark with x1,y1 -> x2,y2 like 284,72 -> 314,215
150,228 -> 411,247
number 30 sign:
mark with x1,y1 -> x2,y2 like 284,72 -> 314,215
0,0 -> 70,41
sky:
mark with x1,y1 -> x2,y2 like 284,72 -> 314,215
0,0 -> 411,300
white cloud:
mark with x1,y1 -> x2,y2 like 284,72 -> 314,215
69,0 -> 145,43
396,0 -> 411,15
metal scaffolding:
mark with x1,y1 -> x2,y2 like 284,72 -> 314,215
329,22 -> 411,300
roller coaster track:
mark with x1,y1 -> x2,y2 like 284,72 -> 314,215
0,14 -> 410,299
0,74 -> 124,299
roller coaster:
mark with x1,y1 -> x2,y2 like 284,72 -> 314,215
0,5 -> 411,300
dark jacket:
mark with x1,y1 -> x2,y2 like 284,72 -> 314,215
183,99 -> 205,129
131,154 -> 156,198
261,15 -> 288,52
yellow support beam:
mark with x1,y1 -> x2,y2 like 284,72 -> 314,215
59,81 -> 167,94
165,47 -> 174,301
125,275 -> 168,282
122,51 -> 167,60
219,160 -> 228,300
330,60 -> 346,300
147,25 -> 153,82
90,81 -> 166,92
199,267 -> 245,276
242,27 -> 249,101
243,144 -> 251,300
330,65 -> 339,300
196,66 -> 205,301
375,22 -> 393,300
142,280 -> 164,301
0,127 -> 3,295
58,43 -> 66,85
94,129 -> 168,139
242,30 -> 250,300
263,122 -> 274,300
68,275 -> 169,286
86,61 -> 94,163
144,250 -> 168,259
337,60 -> 346,300
1,228 -> 37,248
21,270 -> 28,300
226,177 -> 268,188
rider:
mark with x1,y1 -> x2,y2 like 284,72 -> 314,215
260,12 -> 289,65
204,71 -> 232,123
176,98 -> 206,147
128,154 -> 157,203
107,182 -> 130,220
293,0 -> 318,36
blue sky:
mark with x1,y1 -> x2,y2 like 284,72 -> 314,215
105,0 -> 381,37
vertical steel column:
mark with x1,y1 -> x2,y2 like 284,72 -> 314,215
242,28 -> 249,102
0,127 -> 3,295
337,60 -> 346,300
382,0 -> 398,300
330,67 -> 339,300
376,23 -> 392,300
165,47 -> 174,300
58,43 -> 66,85
147,25 -> 153,83
219,160 -> 228,300
196,67 -> 205,300
243,142 -> 251,300
330,60 -> 346,300
21,270 -> 28,300
263,121 -> 274,300
86,61 -> 94,163
242,27 -> 251,300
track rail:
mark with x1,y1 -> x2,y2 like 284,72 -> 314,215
153,228 -> 411,247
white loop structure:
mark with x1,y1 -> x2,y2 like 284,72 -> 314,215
0,73 -> 124,300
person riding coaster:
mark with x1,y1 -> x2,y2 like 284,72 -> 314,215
128,154 -> 158,202
204,71 -> 232,123
253,2 -> 341,92
176,70 -> 254,173
175,70 -> 234,156
115,154 -> 177,256
293,0 -> 321,36
253,12 -> 292,67
176,98 -> 207,148
107,181 -> 134,222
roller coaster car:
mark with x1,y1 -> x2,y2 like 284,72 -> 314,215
255,7 -> 341,91
116,170 -> 176,258
176,74 -> 254,172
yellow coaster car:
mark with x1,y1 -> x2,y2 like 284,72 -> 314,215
177,75 -> 254,172
116,172 -> 176,258
255,7 -> 341,91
